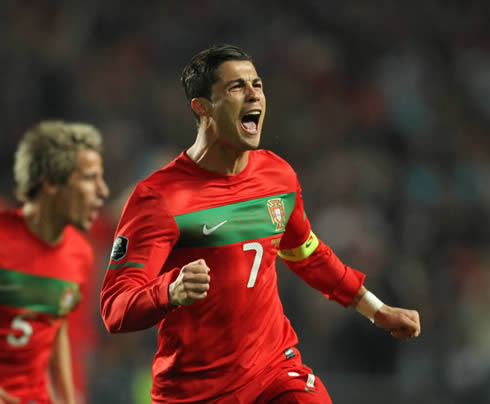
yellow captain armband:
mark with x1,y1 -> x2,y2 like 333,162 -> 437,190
278,231 -> 319,262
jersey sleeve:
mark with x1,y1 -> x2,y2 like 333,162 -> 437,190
100,182 -> 180,333
278,180 -> 365,307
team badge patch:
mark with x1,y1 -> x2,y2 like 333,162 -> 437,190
111,235 -> 128,261
59,286 -> 78,316
267,198 -> 286,231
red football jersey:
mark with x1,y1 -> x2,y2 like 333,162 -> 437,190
101,150 -> 365,403
0,210 -> 92,403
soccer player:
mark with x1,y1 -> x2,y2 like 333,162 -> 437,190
100,45 -> 421,403
0,121 -> 109,404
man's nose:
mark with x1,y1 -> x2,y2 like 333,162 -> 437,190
245,83 -> 261,102
98,178 -> 110,199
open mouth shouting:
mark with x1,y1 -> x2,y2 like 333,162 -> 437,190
240,110 -> 261,135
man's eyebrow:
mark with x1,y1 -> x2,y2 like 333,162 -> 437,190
223,77 -> 262,87
223,78 -> 244,87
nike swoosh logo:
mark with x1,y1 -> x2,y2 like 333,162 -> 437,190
305,236 -> 313,248
202,220 -> 228,235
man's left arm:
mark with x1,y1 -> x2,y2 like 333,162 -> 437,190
278,182 -> 365,307
49,320 -> 77,404
279,181 -> 421,339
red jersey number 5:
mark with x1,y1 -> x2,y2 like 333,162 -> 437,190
7,315 -> 33,347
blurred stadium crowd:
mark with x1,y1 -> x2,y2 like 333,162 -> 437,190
1,1 -> 490,403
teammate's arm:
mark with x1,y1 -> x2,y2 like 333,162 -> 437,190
49,320 -> 76,404
0,387 -> 20,404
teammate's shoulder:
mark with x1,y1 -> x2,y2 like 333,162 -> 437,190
60,228 -> 94,276
65,226 -> 94,260
65,226 -> 92,247
0,208 -> 23,228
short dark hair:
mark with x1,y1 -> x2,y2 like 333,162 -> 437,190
181,44 -> 253,122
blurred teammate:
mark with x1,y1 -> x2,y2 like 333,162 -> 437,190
0,121 -> 109,404
100,45 -> 420,403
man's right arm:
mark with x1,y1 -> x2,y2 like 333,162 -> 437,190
100,183 -> 180,333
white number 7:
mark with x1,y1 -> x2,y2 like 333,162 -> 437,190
243,242 -> 263,288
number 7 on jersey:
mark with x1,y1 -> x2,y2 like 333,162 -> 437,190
243,242 -> 263,288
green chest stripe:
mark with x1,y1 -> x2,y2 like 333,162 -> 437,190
174,192 -> 296,248
107,262 -> 144,270
0,267 -> 80,316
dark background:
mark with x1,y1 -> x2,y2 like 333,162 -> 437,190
1,1 -> 490,403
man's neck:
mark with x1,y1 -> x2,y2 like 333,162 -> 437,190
22,201 -> 65,245
187,134 -> 250,175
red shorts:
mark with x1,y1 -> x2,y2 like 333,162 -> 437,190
208,347 -> 332,404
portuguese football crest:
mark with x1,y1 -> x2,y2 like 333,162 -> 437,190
58,285 -> 79,316
267,198 -> 286,231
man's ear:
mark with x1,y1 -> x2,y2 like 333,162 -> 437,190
191,98 -> 212,117
41,178 -> 58,195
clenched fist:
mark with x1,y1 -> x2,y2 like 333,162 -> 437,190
169,259 -> 211,306
374,305 -> 421,340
